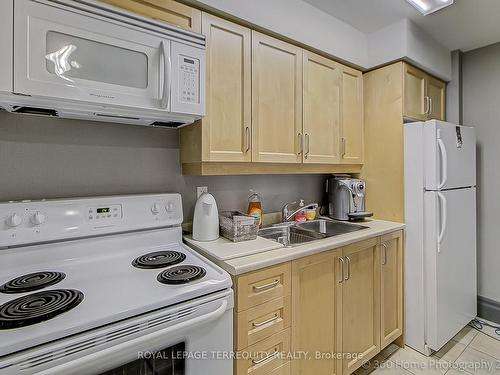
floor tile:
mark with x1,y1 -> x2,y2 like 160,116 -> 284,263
380,344 -> 402,359
387,347 -> 448,375
470,332 -> 500,360
455,347 -> 500,375
445,369 -> 472,375
354,354 -> 387,375
371,362 -> 415,375
433,340 -> 467,363
453,326 -> 479,346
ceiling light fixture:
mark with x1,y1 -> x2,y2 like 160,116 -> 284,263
406,0 -> 454,16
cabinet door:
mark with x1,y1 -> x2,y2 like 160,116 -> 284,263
403,63 -> 427,120
202,14 -> 251,162
291,251 -> 342,375
340,66 -> 364,164
101,0 -> 201,33
342,238 -> 380,374
426,76 -> 446,121
303,51 -> 341,164
252,32 -> 303,163
380,231 -> 404,349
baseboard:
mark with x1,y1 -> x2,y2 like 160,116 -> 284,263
478,295 -> 500,324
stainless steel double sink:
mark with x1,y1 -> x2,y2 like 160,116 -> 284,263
257,219 -> 368,247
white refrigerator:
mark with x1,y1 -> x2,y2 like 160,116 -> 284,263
404,120 -> 477,355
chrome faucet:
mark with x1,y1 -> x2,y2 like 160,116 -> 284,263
281,201 -> 319,222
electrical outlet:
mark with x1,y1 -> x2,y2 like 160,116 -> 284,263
196,186 -> 208,199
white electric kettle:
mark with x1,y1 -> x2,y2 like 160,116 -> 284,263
192,193 -> 219,241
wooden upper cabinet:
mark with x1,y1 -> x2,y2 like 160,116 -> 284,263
380,231 -> 404,349
341,238 -> 380,374
404,63 -> 446,121
303,51 -> 341,164
403,63 -> 427,120
100,0 -> 201,32
340,66 -> 364,164
252,32 -> 303,163
201,14 -> 251,162
427,75 -> 446,120
292,250 -> 342,375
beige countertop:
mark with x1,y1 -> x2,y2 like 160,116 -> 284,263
184,219 -> 405,276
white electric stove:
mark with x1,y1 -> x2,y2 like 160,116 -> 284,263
0,194 -> 233,375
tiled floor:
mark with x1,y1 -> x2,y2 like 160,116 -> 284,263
354,322 -> 500,375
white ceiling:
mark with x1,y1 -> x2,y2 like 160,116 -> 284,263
302,0 -> 500,51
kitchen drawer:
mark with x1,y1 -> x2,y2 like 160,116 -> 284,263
236,329 -> 290,375
236,296 -> 291,350
235,263 -> 291,312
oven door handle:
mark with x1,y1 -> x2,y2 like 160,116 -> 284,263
37,300 -> 228,375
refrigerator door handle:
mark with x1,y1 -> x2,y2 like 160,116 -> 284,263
437,138 -> 448,189
437,192 -> 448,252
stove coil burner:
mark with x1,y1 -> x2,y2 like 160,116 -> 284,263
132,251 -> 186,269
157,265 -> 206,285
0,289 -> 84,329
0,271 -> 66,294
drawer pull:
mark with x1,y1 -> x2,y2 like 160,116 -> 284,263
253,279 -> 279,292
252,350 -> 279,365
252,314 -> 279,328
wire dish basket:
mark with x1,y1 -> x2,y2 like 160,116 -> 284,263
219,211 -> 259,242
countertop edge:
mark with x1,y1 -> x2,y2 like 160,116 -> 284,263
184,220 -> 405,276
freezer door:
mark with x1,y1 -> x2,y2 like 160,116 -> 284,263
424,120 -> 476,190
424,188 -> 477,351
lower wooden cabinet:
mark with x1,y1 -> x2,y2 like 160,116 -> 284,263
341,238 -> 381,374
380,230 -> 404,349
236,329 -> 291,375
291,251 -> 342,375
233,230 -> 403,375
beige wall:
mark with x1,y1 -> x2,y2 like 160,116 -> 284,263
0,111 -> 326,219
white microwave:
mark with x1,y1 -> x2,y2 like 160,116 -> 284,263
0,0 -> 205,127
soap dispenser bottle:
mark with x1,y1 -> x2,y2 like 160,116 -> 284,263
247,190 -> 262,227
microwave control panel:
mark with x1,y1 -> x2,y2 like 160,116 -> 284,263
179,56 -> 200,104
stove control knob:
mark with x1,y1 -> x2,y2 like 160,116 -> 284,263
165,201 -> 174,213
6,213 -> 22,227
31,211 -> 46,226
151,203 -> 162,215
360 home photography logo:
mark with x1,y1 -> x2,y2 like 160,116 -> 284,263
362,357 -> 500,373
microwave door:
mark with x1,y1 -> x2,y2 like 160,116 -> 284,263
14,0 -> 166,110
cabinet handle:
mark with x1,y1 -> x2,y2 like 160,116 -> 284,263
252,350 -> 279,365
338,257 -> 345,283
341,137 -> 346,157
298,133 -> 303,155
429,97 -> 433,116
245,127 -> 251,152
252,314 -> 279,327
382,243 -> 388,265
344,256 -> 351,280
253,279 -> 279,292
305,134 -> 310,159
424,96 -> 429,115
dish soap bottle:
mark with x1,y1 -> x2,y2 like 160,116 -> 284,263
247,191 -> 262,227
294,200 -> 307,223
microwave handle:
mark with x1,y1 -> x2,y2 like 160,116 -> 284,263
160,41 -> 172,109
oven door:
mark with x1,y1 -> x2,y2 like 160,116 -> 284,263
1,291 -> 233,375
13,0 -> 168,111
